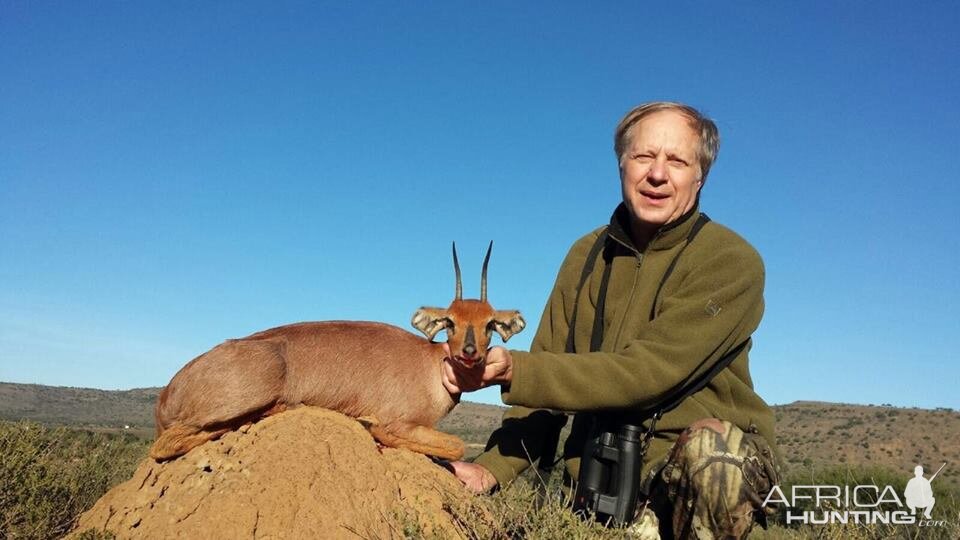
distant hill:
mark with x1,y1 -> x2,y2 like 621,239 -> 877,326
773,400 -> 960,491
2,381 -> 957,490
0,382 -> 158,433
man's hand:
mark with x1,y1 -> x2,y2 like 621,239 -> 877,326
441,346 -> 513,394
439,343 -> 462,399
448,461 -> 498,494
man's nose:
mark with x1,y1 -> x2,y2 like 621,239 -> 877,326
648,156 -> 668,182
647,156 -> 667,181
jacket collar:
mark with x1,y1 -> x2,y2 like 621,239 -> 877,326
607,201 -> 702,255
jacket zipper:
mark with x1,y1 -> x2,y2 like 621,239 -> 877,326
607,226 -> 669,350
610,253 -> 643,349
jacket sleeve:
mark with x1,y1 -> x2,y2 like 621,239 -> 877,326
471,232 -> 601,486
504,237 -> 764,412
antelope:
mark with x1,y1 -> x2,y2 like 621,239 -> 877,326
150,242 -> 524,462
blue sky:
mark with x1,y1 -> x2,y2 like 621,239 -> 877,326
1,1 -> 958,409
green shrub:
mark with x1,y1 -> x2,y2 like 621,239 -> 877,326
0,421 -> 148,539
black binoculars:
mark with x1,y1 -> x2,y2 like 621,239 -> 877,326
572,421 -> 645,527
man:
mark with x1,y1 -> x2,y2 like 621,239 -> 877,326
442,102 -> 781,539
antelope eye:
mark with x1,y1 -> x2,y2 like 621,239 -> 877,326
444,319 -> 456,334
485,321 -> 497,335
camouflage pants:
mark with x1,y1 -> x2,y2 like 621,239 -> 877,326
629,418 -> 781,540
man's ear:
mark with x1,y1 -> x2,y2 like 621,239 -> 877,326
491,310 -> 526,342
411,307 -> 452,341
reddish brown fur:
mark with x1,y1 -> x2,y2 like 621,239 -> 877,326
443,300 -> 495,359
151,299 -> 523,461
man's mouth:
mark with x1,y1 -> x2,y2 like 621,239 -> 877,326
640,190 -> 670,204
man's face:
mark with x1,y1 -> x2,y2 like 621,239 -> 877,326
619,110 -> 703,235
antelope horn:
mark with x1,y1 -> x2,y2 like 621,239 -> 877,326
481,240 -> 492,302
452,242 -> 462,300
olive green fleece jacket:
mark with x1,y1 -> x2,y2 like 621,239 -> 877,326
473,203 -> 777,489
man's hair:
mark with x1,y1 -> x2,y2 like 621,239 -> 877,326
613,101 -> 720,182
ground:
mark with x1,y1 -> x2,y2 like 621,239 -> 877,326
71,407 -> 486,539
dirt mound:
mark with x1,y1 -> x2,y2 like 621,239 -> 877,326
71,407 -> 484,539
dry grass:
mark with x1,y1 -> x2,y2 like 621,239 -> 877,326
447,474 -> 625,540
447,462 -> 960,540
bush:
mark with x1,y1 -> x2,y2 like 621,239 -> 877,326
0,421 -> 148,539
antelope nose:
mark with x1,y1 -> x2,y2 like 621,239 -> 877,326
463,344 -> 477,357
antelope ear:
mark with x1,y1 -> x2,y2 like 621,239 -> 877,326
411,307 -> 452,341
492,310 -> 526,342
